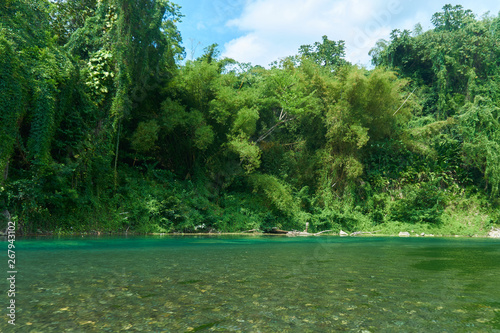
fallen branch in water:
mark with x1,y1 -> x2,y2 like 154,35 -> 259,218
284,229 -> 334,237
314,230 -> 333,236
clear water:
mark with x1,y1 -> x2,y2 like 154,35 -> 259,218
2,235 -> 500,332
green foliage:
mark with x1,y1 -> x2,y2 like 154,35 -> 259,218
431,4 -> 475,32
2,3 -> 499,236
49,0 -> 98,45
84,49 -> 115,104
193,124 -> 215,151
321,67 -> 412,192
232,107 -> 259,136
228,136 -> 261,173
365,5 -> 500,233
391,183 -> 447,224
372,6 -> 500,118
248,173 -> 299,217
298,35 -> 348,69
1,0 -> 77,173
459,97 -> 500,196
131,120 -> 160,153
0,30 -> 23,178
264,65 -> 320,121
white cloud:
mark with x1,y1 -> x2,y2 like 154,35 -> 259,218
221,0 -> 500,67
223,33 -> 269,63
222,0 -> 409,67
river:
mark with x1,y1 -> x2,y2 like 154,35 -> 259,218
3,235 -> 500,332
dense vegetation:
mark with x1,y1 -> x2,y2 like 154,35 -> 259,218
1,1 -> 499,235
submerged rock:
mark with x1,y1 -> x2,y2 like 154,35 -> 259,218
399,231 -> 410,237
487,228 -> 500,238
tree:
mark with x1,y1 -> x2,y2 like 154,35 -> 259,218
256,62 -> 320,144
320,67 -> 412,192
0,0 -> 76,172
371,7 -> 500,119
298,35 -> 348,69
369,4 -> 500,206
49,0 -> 98,45
66,0 -> 184,179
459,97 -> 500,196
431,4 -> 474,32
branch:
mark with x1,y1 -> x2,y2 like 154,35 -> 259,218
255,109 -> 296,144
314,230 -> 333,235
255,121 -> 285,143
393,88 -> 417,116
279,108 -> 285,121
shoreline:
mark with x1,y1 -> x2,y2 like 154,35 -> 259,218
10,230 -> 500,239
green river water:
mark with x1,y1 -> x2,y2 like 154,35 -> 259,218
2,235 -> 500,332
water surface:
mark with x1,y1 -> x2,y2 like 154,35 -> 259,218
3,235 -> 500,332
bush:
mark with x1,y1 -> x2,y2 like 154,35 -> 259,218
390,183 -> 447,224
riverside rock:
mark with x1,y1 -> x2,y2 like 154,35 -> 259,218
399,231 -> 410,237
488,228 -> 500,238
339,230 -> 349,237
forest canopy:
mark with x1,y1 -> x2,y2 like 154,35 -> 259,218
0,1 -> 498,235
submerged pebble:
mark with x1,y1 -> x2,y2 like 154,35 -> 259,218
8,236 -> 500,332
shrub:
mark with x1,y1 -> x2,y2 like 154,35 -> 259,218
390,183 -> 447,224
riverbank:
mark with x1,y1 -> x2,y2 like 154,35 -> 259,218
3,207 -> 498,239
11,227 -> 500,239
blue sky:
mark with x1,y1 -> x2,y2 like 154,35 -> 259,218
175,0 -> 500,67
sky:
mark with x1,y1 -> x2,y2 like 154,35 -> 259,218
175,0 -> 500,67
